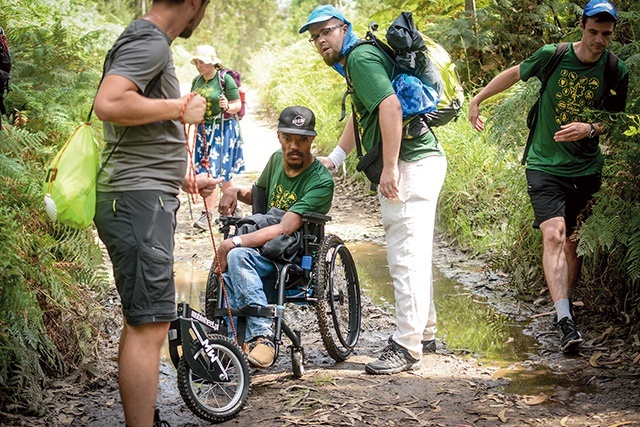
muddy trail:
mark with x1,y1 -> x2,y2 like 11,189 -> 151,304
3,102 -> 639,427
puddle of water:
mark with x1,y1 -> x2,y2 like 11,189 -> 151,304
350,242 -> 535,363
348,242 -> 597,399
169,241 -> 595,399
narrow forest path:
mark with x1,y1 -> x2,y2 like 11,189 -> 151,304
4,90 -> 639,427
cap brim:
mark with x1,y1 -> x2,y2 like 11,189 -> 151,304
299,14 -> 334,33
278,127 -> 317,136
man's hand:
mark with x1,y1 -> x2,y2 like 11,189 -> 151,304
379,165 -> 399,200
468,98 -> 486,131
214,239 -> 234,273
182,173 -> 223,198
317,156 -> 335,170
218,187 -> 240,216
180,93 -> 207,124
554,122 -> 591,142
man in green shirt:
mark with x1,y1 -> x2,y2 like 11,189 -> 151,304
300,5 -> 448,375
215,106 -> 334,369
468,0 -> 628,353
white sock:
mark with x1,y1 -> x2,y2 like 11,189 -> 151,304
554,299 -> 572,321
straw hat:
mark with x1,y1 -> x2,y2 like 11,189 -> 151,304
190,45 -> 222,65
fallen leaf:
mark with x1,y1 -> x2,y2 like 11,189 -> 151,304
524,394 -> 549,405
561,415 -> 570,426
498,408 -> 508,423
633,353 -> 640,365
589,352 -> 603,368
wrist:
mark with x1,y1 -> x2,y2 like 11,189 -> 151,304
327,145 -> 347,170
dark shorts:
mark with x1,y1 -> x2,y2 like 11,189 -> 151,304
94,190 -> 180,326
526,169 -> 601,236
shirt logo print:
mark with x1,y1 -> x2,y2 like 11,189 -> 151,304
554,68 -> 600,126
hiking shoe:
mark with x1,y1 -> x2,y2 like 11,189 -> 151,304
365,339 -> 421,375
556,317 -> 583,354
153,409 -> 171,427
422,339 -> 436,354
247,336 -> 275,368
552,301 -> 577,328
193,211 -> 213,230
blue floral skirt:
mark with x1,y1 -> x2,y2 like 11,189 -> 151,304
193,119 -> 245,181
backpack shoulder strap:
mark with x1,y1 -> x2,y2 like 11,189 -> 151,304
521,42 -> 568,166
539,42 -> 568,94
603,51 -> 619,100
218,69 -> 226,94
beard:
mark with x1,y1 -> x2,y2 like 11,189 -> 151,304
285,151 -> 306,170
323,50 -> 343,67
179,27 -> 194,39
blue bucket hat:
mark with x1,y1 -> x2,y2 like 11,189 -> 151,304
583,0 -> 618,21
299,5 -> 351,34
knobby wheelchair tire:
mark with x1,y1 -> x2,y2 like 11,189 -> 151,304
177,334 -> 251,423
313,234 -> 362,362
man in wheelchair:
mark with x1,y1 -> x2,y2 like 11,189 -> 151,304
214,106 -> 334,369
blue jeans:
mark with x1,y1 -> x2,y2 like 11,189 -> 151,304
222,247 -> 277,342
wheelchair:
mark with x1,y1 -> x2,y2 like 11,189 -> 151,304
168,185 -> 361,423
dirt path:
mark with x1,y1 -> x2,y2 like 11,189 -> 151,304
4,105 -> 639,427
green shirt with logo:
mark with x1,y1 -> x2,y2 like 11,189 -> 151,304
520,43 -> 628,177
257,150 -> 334,215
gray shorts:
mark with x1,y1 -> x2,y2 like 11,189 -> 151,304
94,190 -> 180,326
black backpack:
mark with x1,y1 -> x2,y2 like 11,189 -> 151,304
342,12 -> 464,128
0,27 -> 11,120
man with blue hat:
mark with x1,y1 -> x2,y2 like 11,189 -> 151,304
468,0 -> 628,353
300,5 -> 448,375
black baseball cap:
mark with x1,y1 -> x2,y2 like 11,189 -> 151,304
277,106 -> 317,136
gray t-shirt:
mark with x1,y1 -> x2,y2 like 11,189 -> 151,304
97,19 -> 186,195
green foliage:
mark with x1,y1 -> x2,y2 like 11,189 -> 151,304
251,40 -> 350,159
0,0 -> 113,412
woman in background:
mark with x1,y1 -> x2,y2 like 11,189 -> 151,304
190,44 -> 244,230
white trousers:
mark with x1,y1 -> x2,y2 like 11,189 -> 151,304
379,155 -> 447,359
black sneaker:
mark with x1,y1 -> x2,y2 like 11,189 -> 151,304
365,339 -> 421,375
556,317 -> 583,354
552,301 -> 576,328
153,409 -> 171,427
421,339 -> 436,353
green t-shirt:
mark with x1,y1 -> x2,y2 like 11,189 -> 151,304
256,150 -> 334,215
520,43 -> 628,177
190,71 -> 240,123
346,44 -> 444,161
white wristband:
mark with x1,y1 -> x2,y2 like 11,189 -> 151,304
327,145 -> 347,170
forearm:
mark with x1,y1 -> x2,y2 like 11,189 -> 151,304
471,65 -> 521,107
225,98 -> 242,115
96,93 -> 184,126
378,95 -> 403,167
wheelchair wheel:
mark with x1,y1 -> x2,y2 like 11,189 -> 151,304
177,334 -> 250,423
313,234 -> 361,362
205,261 -> 220,320
291,348 -> 305,378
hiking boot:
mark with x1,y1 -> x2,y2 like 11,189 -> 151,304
153,409 -> 170,427
556,317 -> 583,354
421,339 -> 436,354
247,336 -> 275,368
365,338 -> 421,375
193,211 -> 213,230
